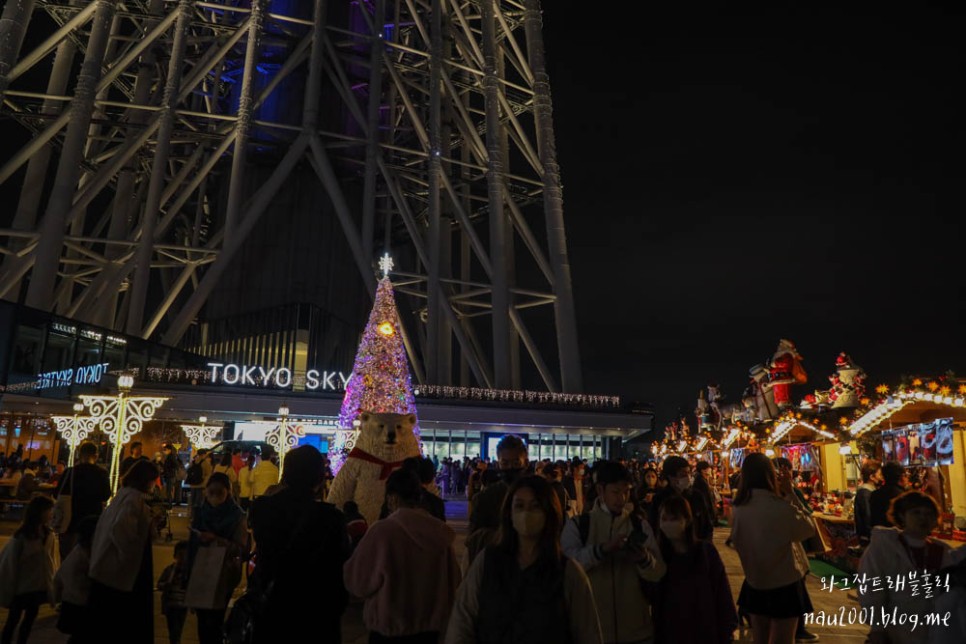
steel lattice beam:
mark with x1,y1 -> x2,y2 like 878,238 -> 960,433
0,0 -> 583,393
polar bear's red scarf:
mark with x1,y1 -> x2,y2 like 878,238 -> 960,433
346,447 -> 406,480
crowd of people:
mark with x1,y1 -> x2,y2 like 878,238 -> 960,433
0,436 -> 964,643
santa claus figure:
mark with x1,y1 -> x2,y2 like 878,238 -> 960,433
764,339 -> 806,408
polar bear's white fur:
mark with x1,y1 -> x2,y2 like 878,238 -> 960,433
327,411 -> 420,524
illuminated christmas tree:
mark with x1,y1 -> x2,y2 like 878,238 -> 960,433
331,255 -> 420,472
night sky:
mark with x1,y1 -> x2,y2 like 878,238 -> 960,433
541,3 -> 966,428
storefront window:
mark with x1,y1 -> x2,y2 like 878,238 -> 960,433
126,338 -> 149,373
103,338 -> 126,373
40,328 -> 75,378
11,324 -> 44,378
76,336 -> 102,367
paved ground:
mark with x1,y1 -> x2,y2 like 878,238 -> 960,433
0,501 -> 867,643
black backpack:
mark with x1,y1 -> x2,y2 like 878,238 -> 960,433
185,462 -> 204,486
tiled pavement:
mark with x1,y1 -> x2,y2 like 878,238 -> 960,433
1,501 -> 868,643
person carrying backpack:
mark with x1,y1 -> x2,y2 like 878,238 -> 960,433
186,450 -> 210,518
562,460 -> 665,644
162,444 -> 184,505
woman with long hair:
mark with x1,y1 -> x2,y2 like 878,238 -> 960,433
730,452 -> 815,644
187,472 -> 247,644
652,495 -> 736,643
0,495 -> 58,644
446,475 -> 602,644
88,460 -> 161,643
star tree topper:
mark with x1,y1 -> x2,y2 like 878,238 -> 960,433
379,253 -> 394,278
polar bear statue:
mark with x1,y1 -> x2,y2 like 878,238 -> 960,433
327,411 -> 420,524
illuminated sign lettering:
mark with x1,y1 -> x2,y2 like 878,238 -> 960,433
36,363 -> 111,390
207,363 -> 350,391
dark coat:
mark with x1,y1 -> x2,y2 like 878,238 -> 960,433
249,488 -> 350,642
56,462 -> 111,533
869,484 -> 904,529
469,480 -> 510,534
653,541 -> 737,644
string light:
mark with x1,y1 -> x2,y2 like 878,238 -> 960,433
81,376 -> 167,495
722,428 -> 741,449
180,416 -> 221,450
414,384 -> 620,408
52,403 -> 97,467
332,276 -> 420,473
267,405 -> 302,481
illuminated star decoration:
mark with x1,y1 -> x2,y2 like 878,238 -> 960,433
875,384 -> 890,395
331,274 -> 421,473
379,253 -> 394,278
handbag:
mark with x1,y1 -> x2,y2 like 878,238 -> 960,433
224,566 -> 272,644
51,468 -> 74,534
224,506 -> 312,644
184,545 -> 229,610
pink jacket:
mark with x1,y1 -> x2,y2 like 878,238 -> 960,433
344,507 -> 461,637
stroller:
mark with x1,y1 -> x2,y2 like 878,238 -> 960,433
147,491 -> 174,542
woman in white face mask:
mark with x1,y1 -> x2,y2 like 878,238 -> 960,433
652,495 -> 737,643
446,476 -> 603,644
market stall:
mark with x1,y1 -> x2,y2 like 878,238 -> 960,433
847,378 -> 966,541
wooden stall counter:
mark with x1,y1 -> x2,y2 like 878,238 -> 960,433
812,512 -> 861,574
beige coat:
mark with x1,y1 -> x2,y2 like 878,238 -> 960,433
89,487 -> 152,592
561,500 -> 666,644
730,489 -> 814,590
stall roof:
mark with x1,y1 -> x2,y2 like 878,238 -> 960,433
849,391 -> 966,437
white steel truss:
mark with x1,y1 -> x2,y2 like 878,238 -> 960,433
0,0 -> 582,392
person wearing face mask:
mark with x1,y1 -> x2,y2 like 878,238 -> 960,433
647,456 -> 715,542
561,461 -> 665,644
635,467 -> 657,517
466,435 -> 529,562
185,472 -> 247,644
345,469 -> 460,643
447,475 -> 602,644
652,495 -> 736,644
858,491 -> 956,644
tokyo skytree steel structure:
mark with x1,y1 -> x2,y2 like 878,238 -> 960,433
0,0 -> 582,393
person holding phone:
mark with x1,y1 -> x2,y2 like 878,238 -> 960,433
562,460 -> 665,644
